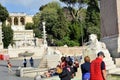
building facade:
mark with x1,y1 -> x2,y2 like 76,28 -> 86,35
6,12 -> 33,31
5,12 -> 35,48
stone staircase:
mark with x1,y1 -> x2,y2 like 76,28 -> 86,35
102,49 -> 120,74
39,47 -> 61,68
39,56 -> 47,68
39,54 -> 61,68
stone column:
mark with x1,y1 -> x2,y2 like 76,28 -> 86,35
18,17 -> 20,26
0,22 -> 3,49
42,22 -> 47,47
11,17 -> 14,26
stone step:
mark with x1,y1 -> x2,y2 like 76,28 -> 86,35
106,65 -> 116,70
39,58 -> 47,68
16,67 -> 48,77
46,54 -> 61,68
103,57 -> 113,62
105,60 -> 114,66
107,68 -> 120,74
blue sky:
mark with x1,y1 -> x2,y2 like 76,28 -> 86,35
0,0 -> 62,15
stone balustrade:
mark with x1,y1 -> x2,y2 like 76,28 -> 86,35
16,67 -> 48,77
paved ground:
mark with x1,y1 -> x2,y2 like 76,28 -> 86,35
1,57 -> 118,80
0,57 -> 40,80
0,57 -> 82,80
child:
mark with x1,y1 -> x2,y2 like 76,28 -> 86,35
7,60 -> 12,72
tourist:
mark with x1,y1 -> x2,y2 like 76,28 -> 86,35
23,58 -> 27,67
90,51 -> 106,80
73,59 -> 79,76
60,56 -> 67,69
29,57 -> 34,67
58,60 -> 74,80
7,60 -> 12,72
66,56 -> 73,64
81,56 -> 90,80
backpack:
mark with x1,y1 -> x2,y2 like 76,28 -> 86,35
56,66 -> 63,74
66,66 -> 74,78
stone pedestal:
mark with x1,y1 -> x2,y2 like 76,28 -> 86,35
101,35 -> 120,58
83,34 -> 120,74
100,0 -> 120,57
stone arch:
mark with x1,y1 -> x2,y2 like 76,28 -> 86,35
20,17 -> 25,25
14,17 -> 18,25
7,17 -> 12,25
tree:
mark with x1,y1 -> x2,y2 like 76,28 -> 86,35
32,12 -> 41,29
85,0 -> 100,41
25,22 -> 34,30
60,0 -> 88,45
39,1 -> 70,45
2,24 -> 13,48
60,0 -> 88,20
0,4 -> 9,22
51,8 -> 70,40
69,21 -> 81,41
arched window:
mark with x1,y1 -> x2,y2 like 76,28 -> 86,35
14,17 -> 18,25
20,17 -> 25,25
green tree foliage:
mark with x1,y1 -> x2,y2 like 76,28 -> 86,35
52,8 -> 70,40
33,12 -> 41,28
0,4 -> 9,22
85,0 -> 100,41
36,0 -> 100,46
39,1 -> 70,45
69,21 -> 81,41
2,24 -> 13,48
60,0 -> 87,20
25,23 -> 34,30
59,0 -> 87,45
33,28 -> 42,38
32,12 -> 42,38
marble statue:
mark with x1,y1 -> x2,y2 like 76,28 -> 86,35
83,34 -> 111,60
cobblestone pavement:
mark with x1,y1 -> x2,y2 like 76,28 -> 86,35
0,58 -> 40,80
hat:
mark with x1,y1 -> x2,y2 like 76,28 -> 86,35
97,51 -> 105,57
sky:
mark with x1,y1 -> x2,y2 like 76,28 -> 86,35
0,0 -> 62,15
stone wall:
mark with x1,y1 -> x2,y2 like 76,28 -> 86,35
50,46 -> 83,56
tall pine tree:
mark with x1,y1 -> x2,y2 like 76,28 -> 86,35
85,0 -> 100,41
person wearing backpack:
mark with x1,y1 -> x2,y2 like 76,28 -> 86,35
59,60 -> 74,80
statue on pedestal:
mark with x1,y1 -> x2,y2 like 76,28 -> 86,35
83,34 -> 110,60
